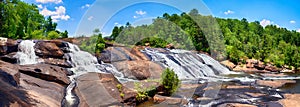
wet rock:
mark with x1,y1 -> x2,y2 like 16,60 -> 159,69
75,72 -> 137,106
217,103 -> 257,107
20,73 -> 65,107
113,60 -> 164,80
220,60 -> 236,70
42,58 -> 72,68
256,80 -> 296,88
245,92 -> 266,97
153,94 -> 188,105
49,40 -> 69,52
19,64 -> 70,85
34,41 -> 64,58
279,94 -> 300,107
0,52 -> 18,63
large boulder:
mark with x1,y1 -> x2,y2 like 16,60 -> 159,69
0,39 -> 18,55
20,73 -> 66,107
19,64 -> 71,85
99,47 -> 149,63
0,78 -> 32,107
74,72 -> 137,106
113,60 -> 164,80
34,41 -> 64,58
0,52 -> 18,64
0,60 -> 20,85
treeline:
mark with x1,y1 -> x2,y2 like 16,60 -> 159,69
109,9 -> 300,69
0,0 -> 68,39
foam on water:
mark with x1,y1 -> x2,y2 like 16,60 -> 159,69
15,40 -> 39,65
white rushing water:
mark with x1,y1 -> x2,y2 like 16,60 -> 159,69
64,43 -> 132,106
142,48 -> 237,80
15,40 -> 38,65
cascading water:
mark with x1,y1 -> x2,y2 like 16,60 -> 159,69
14,40 -> 38,65
63,43 -> 131,106
142,48 -> 236,81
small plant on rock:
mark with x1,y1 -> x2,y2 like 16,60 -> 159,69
160,68 -> 180,96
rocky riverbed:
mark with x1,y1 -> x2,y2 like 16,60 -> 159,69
0,38 -> 299,107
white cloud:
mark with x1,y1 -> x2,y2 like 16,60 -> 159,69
37,4 -> 43,9
114,22 -> 119,25
133,16 -> 139,19
40,6 -> 70,22
260,19 -> 274,27
88,16 -> 94,21
135,10 -> 146,15
36,0 -> 62,4
290,20 -> 296,24
297,29 -> 300,33
81,4 -> 90,9
224,10 -> 234,15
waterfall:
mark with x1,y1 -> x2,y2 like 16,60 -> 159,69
65,43 -> 128,80
66,43 -> 102,75
142,48 -> 235,80
15,40 -> 38,65
63,43 -> 133,106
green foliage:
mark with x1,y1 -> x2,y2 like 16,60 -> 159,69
47,31 -> 59,39
120,93 -> 125,98
161,68 -> 180,96
79,29 -> 106,54
116,84 -> 122,92
134,82 -> 149,102
135,36 -> 169,48
0,0 -> 68,39
109,9 -> 300,69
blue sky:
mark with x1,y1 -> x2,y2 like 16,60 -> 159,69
23,0 -> 300,37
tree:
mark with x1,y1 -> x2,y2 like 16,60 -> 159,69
47,31 -> 59,39
60,30 -> 68,38
161,68 -> 180,96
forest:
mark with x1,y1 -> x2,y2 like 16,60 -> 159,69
0,0 -> 68,39
109,9 -> 300,69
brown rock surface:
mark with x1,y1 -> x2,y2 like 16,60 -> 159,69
217,103 -> 257,107
221,60 -> 236,70
19,64 -> 70,85
153,94 -> 188,105
0,39 -> 18,55
256,80 -> 296,88
0,60 -> 20,85
113,60 -> 164,80
279,94 -> 300,107
20,73 -> 66,107
42,58 -> 72,68
34,41 -> 64,58
75,72 -> 136,106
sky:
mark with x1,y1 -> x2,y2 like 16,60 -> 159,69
23,0 -> 300,37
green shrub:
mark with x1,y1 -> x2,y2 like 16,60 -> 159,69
134,82 -> 148,102
120,93 -> 125,98
161,68 -> 180,96
116,84 -> 122,92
